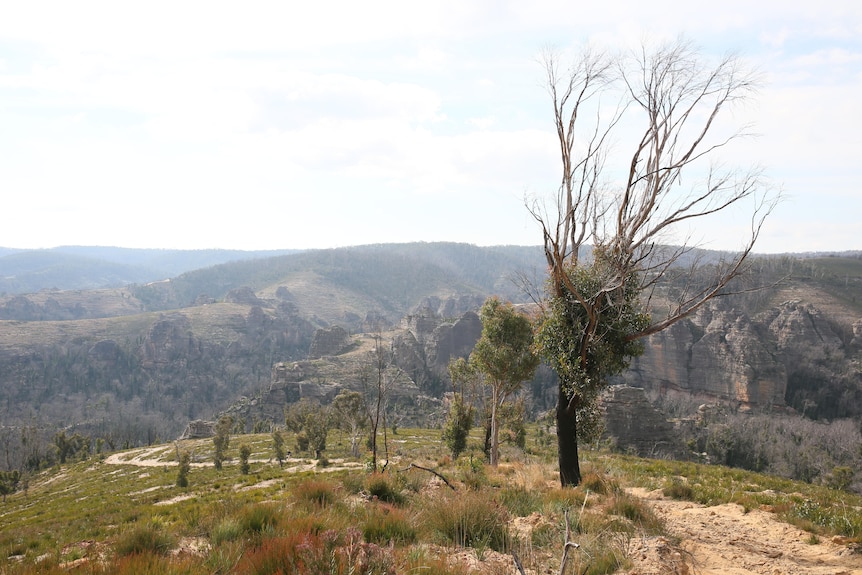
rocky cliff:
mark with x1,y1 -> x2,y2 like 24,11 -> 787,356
622,296 -> 862,419
221,308 -> 485,429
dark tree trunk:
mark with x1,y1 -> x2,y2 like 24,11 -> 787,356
556,385 -> 581,487
483,411 -> 492,460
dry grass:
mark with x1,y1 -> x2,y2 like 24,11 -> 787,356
3,429 -> 862,575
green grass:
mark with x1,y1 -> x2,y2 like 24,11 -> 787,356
2,428 -> 862,574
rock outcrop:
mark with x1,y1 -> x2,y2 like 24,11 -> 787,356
600,385 -> 688,459
180,420 -> 215,439
140,314 -> 198,368
622,298 -> 861,418
393,310 -> 482,393
308,326 -> 352,359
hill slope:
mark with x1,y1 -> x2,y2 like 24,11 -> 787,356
2,435 -> 862,574
0,243 -> 860,476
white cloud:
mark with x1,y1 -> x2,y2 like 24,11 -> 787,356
0,0 -> 860,251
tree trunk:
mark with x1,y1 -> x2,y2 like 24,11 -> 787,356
556,385 -> 581,487
369,421 -> 378,472
490,387 -> 499,466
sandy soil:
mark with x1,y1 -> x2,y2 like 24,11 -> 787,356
102,445 -> 362,473
625,487 -> 862,575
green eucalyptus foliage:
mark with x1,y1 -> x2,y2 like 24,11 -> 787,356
536,254 -> 650,443
470,297 -> 540,465
442,393 -> 474,459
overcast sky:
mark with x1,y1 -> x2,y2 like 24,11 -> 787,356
1,1 -> 859,253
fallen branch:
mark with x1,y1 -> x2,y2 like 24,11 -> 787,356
512,550 -> 526,575
399,463 -> 456,490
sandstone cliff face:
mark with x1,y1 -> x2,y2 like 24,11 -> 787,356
600,385 -> 687,458
393,310 -> 482,393
623,298 -> 861,416
308,326 -> 352,359
139,314 -> 200,368
222,309 -> 482,429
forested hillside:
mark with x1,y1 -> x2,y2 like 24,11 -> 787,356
0,243 -> 860,479
0,243 -> 544,470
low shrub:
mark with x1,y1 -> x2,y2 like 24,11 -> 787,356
402,548 -> 469,575
663,480 -> 695,501
235,529 -> 395,575
606,492 -> 663,535
211,517 -> 243,545
103,552 -> 206,574
580,471 -> 617,496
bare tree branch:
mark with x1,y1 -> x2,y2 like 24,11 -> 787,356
532,39 -> 780,487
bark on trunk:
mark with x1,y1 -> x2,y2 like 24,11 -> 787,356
556,385 -> 581,487
490,387 -> 499,466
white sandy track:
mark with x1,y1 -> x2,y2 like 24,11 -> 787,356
627,487 -> 862,575
102,445 -> 363,473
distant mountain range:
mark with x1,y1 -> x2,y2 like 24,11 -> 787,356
0,246 -> 302,294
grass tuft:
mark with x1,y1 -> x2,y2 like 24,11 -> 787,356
362,504 -> 416,545
423,490 -> 510,551
365,473 -> 405,505
114,523 -> 176,557
293,478 -> 339,508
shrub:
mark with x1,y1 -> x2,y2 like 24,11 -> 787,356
295,432 -> 310,453
458,457 -> 487,491
213,415 -> 233,470
826,466 -> 854,491
442,393 -> 473,459
176,451 -> 190,488
239,444 -> 252,475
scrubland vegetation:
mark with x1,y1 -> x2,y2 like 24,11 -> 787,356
2,424 -> 862,575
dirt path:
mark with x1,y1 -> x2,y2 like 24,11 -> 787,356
628,488 -> 862,575
102,445 -> 364,473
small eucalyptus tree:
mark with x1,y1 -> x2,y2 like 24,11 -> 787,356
470,297 -> 539,466
212,415 -> 233,471
443,357 -> 479,459
333,390 -> 368,458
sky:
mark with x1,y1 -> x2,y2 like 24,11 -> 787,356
0,1 -> 860,254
